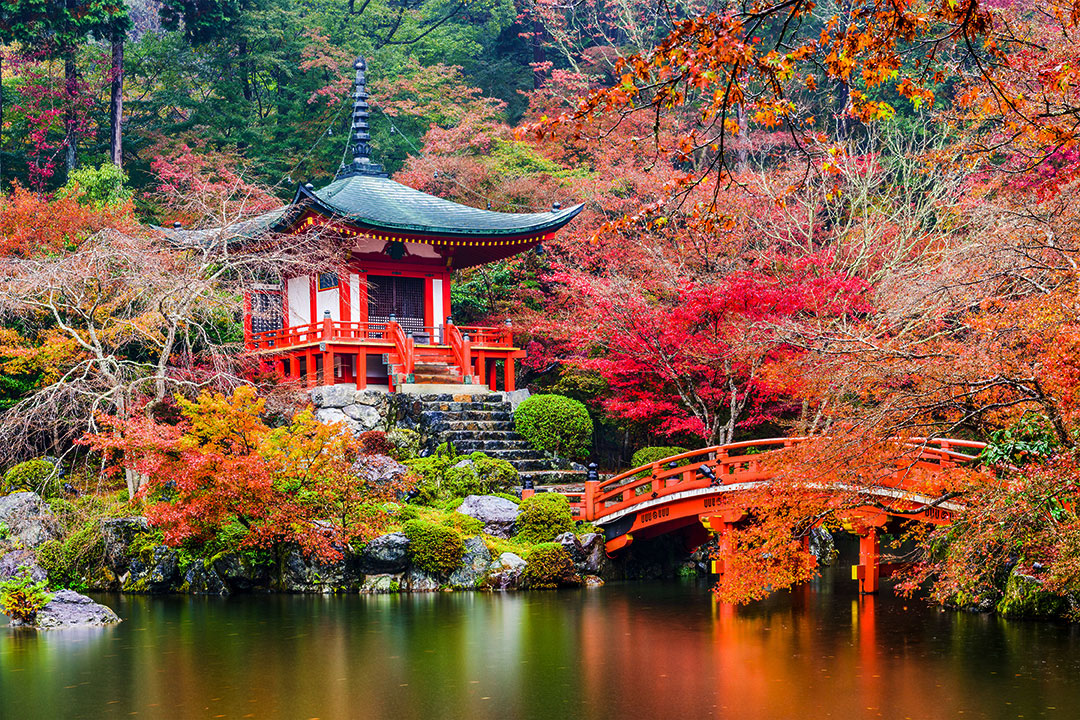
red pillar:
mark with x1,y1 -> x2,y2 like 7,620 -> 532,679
856,528 -> 880,594
505,358 -> 515,392
323,349 -> 335,386
305,350 -> 316,389
360,352 -> 368,388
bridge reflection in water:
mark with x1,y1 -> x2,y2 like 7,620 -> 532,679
4,580 -> 1079,719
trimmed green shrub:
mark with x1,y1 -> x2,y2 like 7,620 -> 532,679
516,493 -> 575,544
514,394 -> 593,459
0,567 -> 52,624
405,451 -> 518,504
402,519 -> 465,576
631,446 -> 690,469
524,543 -> 577,589
2,459 -> 55,494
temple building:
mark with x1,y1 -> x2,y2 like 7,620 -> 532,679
214,58 -> 581,392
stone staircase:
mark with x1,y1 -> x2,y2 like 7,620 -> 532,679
417,393 -> 585,486
386,346 -> 481,387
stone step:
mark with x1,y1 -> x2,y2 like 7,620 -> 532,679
420,401 -> 510,413
443,430 -> 519,441
452,439 -> 534,452
397,383 -> 490,396
413,374 -> 463,384
519,471 -> 588,485
443,421 -> 515,433
423,410 -> 511,422
418,393 -> 505,403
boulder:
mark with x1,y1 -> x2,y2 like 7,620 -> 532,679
0,492 -> 59,549
0,549 -> 47,582
501,389 -> 530,412
583,575 -> 605,588
124,545 -> 181,593
578,533 -> 607,575
355,456 -> 409,488
555,532 -> 605,576
996,571 -> 1068,619
484,552 -> 526,591
100,517 -> 150,573
23,590 -> 121,628
448,536 -> 493,589
212,554 -> 271,593
358,533 -> 410,574
360,574 -> 402,593
314,408 -> 349,426
183,562 -> 228,595
354,390 -> 388,408
404,566 -> 438,592
310,385 -> 356,409
342,403 -> 383,431
456,495 -> 519,539
809,527 -> 836,566
277,546 -> 359,593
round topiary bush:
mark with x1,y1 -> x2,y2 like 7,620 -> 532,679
2,459 -> 55,495
513,394 -> 593,459
516,493 -> 575,544
524,543 -> 577,589
630,446 -> 690,469
402,519 -> 466,576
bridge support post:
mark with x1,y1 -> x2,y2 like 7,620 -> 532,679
854,528 -> 880,595
702,510 -> 746,578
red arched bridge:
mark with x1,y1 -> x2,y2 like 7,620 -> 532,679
525,437 -> 986,594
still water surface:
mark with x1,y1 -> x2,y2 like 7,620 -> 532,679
3,575 -> 1080,719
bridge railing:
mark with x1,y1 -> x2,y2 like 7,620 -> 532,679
566,437 -> 986,522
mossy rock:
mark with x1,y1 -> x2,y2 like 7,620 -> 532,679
516,493 -> 575,544
2,459 -> 56,495
996,572 -> 1068,619
402,519 -> 465,576
523,543 -> 578,589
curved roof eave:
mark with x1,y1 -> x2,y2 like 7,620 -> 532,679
293,175 -> 584,238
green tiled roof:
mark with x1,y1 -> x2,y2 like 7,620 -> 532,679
157,206 -> 292,246
304,174 -> 582,237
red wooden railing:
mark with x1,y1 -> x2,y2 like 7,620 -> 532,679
552,437 -> 986,522
386,320 -> 415,378
446,323 -> 473,378
246,321 -> 391,351
246,321 -> 512,353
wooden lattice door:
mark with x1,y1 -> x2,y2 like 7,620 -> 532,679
250,289 -> 283,334
368,276 -> 425,334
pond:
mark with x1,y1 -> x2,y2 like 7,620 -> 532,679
3,573 -> 1079,719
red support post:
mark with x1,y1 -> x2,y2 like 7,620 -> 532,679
855,528 -> 880,594
323,349 -> 335,386
356,350 -> 367,390
505,357 -> 515,392
583,479 -> 598,522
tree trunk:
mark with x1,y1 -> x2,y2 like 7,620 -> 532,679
65,53 -> 77,173
1,51 -> 4,187
109,32 -> 124,167
736,103 -> 749,172
531,19 -> 546,90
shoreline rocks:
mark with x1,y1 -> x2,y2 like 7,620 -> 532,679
6,590 -> 121,629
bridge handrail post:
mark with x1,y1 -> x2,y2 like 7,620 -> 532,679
585,463 -> 599,521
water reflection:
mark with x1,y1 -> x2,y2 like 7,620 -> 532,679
3,576 -> 1080,719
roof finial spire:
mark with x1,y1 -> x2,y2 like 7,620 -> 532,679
337,56 -> 386,179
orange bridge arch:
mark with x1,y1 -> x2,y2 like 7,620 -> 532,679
530,437 -> 986,593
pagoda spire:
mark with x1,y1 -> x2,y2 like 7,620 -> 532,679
337,56 -> 386,179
